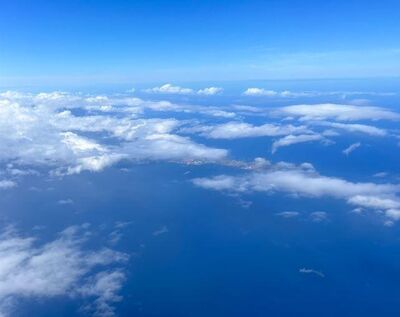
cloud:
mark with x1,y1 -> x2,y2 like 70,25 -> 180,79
243,88 -> 279,96
0,180 -> 16,190
197,87 -> 223,95
243,89 -> 396,99
315,122 -> 387,136
343,142 -> 361,156
347,195 -> 400,210
243,88 -> 319,98
0,92 -> 228,175
57,198 -> 74,205
192,161 -> 400,223
272,134 -> 326,153
144,84 -> 224,96
144,84 -> 194,95
186,122 -> 310,139
275,104 -> 400,121
152,225 -> 169,236
0,224 -> 128,317
276,211 -> 300,218
299,268 -> 325,278
309,211 -> 328,222
122,133 -> 228,163
77,270 -> 126,317
373,172 -> 388,178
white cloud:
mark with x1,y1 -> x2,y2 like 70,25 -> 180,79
343,142 -> 361,156
144,84 -> 194,95
299,268 -> 325,278
243,88 -> 319,98
144,85 -> 223,96
192,162 -> 400,223
57,198 -> 74,205
272,134 -> 326,153
61,132 -> 105,153
0,180 -> 16,190
197,87 -> 223,95
276,104 -> 400,121
385,209 -> 400,221
122,133 -> 228,163
77,270 -> 126,317
243,88 -> 278,96
0,224 -> 128,317
347,195 -> 400,210
316,122 -> 387,136
185,122 -> 310,139
276,211 -> 300,218
310,211 -> 328,222
152,225 -> 169,236
0,92 -> 228,175
373,172 -> 388,178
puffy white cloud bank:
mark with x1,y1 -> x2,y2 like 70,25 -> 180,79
0,224 -> 128,317
2,91 -> 398,172
0,91 -> 228,175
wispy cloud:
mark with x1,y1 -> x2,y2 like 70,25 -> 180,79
272,134 -> 327,153
343,142 -> 361,156
0,224 -> 128,317
275,104 -> 400,121
299,267 -> 325,278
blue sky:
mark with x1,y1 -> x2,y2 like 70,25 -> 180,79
1,0 -> 400,85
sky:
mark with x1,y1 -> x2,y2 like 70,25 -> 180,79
2,1 -> 400,317
1,0 -> 400,85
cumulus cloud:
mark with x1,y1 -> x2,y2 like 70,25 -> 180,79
343,142 -> 361,156
0,92 -> 228,175
0,224 -> 128,317
192,161 -> 400,223
275,104 -> 400,121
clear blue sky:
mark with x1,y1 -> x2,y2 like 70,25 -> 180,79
1,0 -> 400,85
